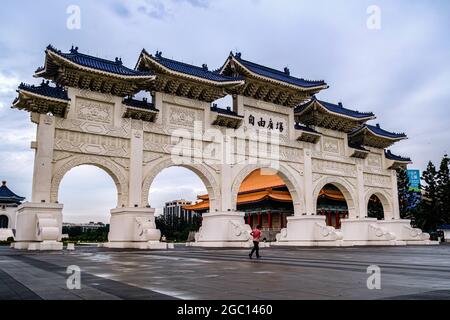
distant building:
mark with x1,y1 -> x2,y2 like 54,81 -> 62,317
0,181 -> 25,240
62,222 -> 106,232
163,200 -> 196,225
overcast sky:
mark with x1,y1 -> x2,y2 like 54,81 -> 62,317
0,0 -> 449,223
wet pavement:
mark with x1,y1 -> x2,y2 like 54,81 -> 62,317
1,244 -> 449,300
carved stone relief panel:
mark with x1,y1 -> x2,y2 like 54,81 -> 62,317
367,154 -> 382,167
279,146 -> 304,163
76,89 -> 115,103
55,118 -> 130,138
322,137 -> 341,155
76,97 -> 114,124
312,159 -> 356,177
54,129 -> 130,157
364,173 -> 392,188
143,132 -> 173,154
166,104 -> 202,128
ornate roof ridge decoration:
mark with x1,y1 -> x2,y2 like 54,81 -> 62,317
37,45 -> 155,78
385,150 -> 411,162
122,96 -> 159,122
17,80 -> 69,102
385,149 -> 412,169
219,52 -> 328,108
220,52 -> 328,90
12,80 -> 70,117
210,104 -> 243,129
295,96 -> 375,119
123,96 -> 158,111
294,123 -> 321,144
136,49 -> 244,102
294,96 -> 376,133
34,45 -> 155,97
0,181 -> 25,204
348,141 -> 370,159
348,123 -> 407,149
210,104 -> 243,117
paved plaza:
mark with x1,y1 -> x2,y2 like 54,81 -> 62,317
0,244 -> 449,300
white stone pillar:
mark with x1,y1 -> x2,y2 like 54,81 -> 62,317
303,149 -> 314,215
219,165 -> 232,212
128,121 -> 144,208
153,92 -> 163,125
233,94 -> 244,117
355,162 -> 366,219
31,114 -> 56,204
391,169 -> 400,220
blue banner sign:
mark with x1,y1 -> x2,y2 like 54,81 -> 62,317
407,170 -> 421,191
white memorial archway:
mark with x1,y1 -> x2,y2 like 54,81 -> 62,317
11,45 -> 432,250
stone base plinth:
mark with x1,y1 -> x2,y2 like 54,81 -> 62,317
191,211 -> 252,248
341,218 -> 398,245
0,229 -> 14,241
377,220 -> 435,244
13,202 -> 63,250
107,207 -> 167,249
12,241 -> 63,251
275,215 -> 343,245
103,241 -> 169,250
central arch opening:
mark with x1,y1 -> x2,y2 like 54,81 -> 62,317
316,184 -> 349,229
233,168 -> 295,241
148,166 -> 208,242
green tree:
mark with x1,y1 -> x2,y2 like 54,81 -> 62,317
397,167 -> 413,219
415,161 -> 443,232
436,154 -> 450,223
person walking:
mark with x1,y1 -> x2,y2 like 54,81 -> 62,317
249,224 -> 262,259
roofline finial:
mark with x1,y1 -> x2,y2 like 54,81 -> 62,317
1,181 -> 6,186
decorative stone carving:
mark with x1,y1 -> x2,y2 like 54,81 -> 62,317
364,173 -> 392,188
312,159 -> 356,177
55,118 -> 130,138
168,105 -> 197,127
323,137 -> 340,154
54,129 -> 130,157
76,98 -> 113,124
367,154 -> 382,167
77,89 -> 114,103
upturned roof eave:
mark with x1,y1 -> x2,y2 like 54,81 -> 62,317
295,100 -> 376,122
138,50 -> 245,87
37,48 -> 156,81
222,54 -> 329,92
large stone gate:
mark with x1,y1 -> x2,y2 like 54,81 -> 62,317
11,45 -> 431,250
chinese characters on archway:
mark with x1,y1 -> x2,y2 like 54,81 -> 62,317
248,114 -> 284,133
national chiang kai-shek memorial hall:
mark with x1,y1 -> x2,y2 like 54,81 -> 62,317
10,45 -> 433,250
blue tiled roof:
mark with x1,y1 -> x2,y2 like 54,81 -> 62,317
232,53 -> 327,88
295,97 -> 375,119
18,81 -> 69,101
0,181 -> 25,204
42,45 -> 153,77
210,104 -> 243,117
385,150 -> 411,162
123,97 -> 158,111
294,123 -> 320,134
143,50 -> 243,83
366,124 -> 407,139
